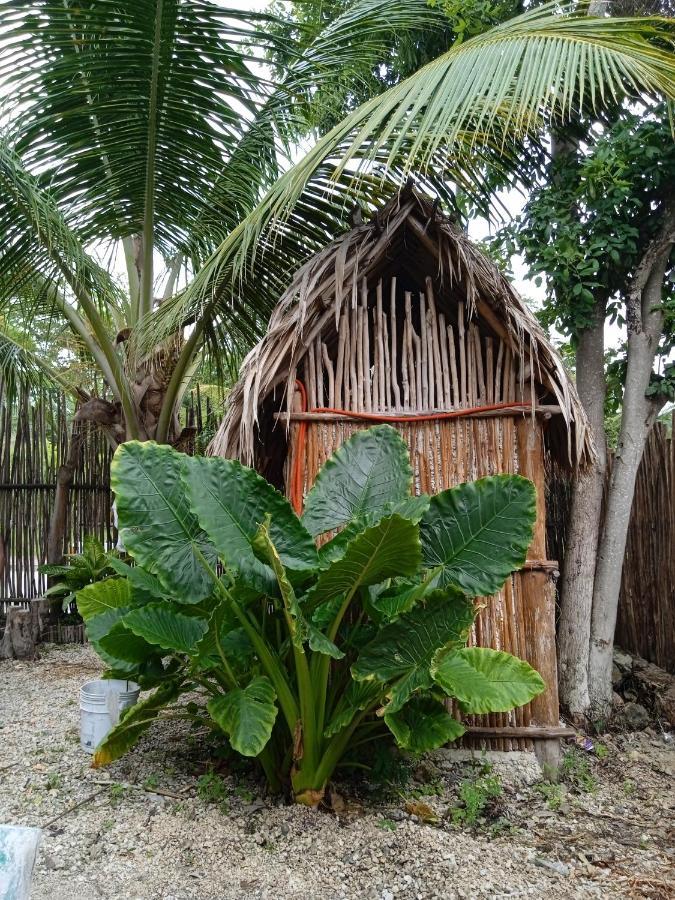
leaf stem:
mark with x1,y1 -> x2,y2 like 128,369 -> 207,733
192,547 -> 299,731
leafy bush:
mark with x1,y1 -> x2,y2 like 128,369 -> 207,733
82,425 -> 545,804
451,767 -> 503,826
40,536 -> 118,611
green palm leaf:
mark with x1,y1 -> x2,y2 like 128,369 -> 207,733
155,2 -> 675,339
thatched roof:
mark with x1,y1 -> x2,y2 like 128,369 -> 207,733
210,185 -> 593,469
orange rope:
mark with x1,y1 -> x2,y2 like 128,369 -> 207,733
290,381 -> 532,513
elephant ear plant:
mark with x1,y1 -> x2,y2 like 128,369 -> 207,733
83,425 -> 544,804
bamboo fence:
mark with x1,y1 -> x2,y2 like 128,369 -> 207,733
0,383 -> 218,620
548,414 -> 675,674
0,385 -> 113,613
615,415 -> 675,673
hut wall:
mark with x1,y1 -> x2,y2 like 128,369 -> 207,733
282,275 -> 562,753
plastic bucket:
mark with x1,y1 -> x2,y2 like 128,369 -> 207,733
80,679 -> 140,754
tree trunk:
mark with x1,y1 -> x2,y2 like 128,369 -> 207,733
0,607 -> 37,660
589,247 -> 671,718
47,425 -> 85,567
557,302 -> 607,719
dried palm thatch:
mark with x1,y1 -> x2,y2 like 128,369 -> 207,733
211,184 -> 593,469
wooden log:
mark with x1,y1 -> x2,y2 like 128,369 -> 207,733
321,343 -> 335,408
315,339 -> 324,408
335,312 -> 347,409
371,306 -> 380,410
401,319 -> 411,410
494,339 -> 504,403
274,405 -> 561,423
458,301 -> 467,407
419,292 -> 429,408
381,302 -> 392,410
352,305 -> 361,410
464,726 -> 575,739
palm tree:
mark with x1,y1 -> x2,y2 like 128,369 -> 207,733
1,0 -> 674,451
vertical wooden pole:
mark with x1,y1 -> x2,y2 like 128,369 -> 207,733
516,409 -> 561,773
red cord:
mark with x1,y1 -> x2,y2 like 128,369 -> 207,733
290,382 -> 531,513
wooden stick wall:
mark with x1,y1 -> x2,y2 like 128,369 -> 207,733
302,277 -> 517,416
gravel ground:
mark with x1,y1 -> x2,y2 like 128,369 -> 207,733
1,645 -> 673,900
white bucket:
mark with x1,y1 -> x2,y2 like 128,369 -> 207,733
80,679 -> 140,754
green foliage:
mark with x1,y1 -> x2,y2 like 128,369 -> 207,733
501,106 -> 675,414
560,748 -> 598,794
196,772 -> 229,807
87,426 -> 544,802
40,536 -> 118,612
535,780 -> 564,810
451,766 -> 503,826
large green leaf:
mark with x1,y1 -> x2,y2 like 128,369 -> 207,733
207,677 -> 278,757
420,475 -> 536,597
384,696 -> 465,752
122,604 -> 208,656
98,622 -> 157,664
253,519 -> 343,659
93,680 -> 184,767
76,578 -> 131,622
309,515 -> 421,607
431,647 -> 546,714
352,589 -> 475,713
112,442 -> 217,604
368,578 -> 428,622
195,599 -> 253,671
185,456 -> 318,592
107,559 -> 165,603
85,607 -> 139,675
317,495 -> 430,567
324,680 -> 382,737
302,426 -> 412,537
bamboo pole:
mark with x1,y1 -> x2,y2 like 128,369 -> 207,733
390,277 -> 401,409
361,279 -> 371,412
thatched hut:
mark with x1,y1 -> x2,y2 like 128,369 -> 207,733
212,184 -> 593,760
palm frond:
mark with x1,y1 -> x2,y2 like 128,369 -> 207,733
143,2 -> 675,352
0,326 -> 79,398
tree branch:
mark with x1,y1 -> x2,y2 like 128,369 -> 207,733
626,198 -> 675,334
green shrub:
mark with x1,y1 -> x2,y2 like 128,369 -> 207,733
452,767 -> 503,826
83,426 -> 545,804
40,535 -> 119,611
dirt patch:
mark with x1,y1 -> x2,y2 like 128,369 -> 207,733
1,645 -> 673,899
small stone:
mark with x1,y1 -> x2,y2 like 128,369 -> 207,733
613,648 -> 633,672
622,702 -> 650,730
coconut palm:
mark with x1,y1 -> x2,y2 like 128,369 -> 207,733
1,0 -> 675,449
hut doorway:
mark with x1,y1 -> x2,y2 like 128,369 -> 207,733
212,186 -> 593,764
